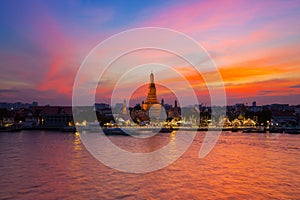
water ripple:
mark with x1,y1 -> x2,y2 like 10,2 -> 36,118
0,131 -> 299,199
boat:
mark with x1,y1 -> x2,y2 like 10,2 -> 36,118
0,124 -> 22,132
102,127 -> 130,136
60,126 -> 77,132
79,122 -> 102,132
157,127 -> 174,133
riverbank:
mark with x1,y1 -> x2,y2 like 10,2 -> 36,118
2,125 -> 300,134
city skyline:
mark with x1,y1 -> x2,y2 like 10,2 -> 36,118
0,1 -> 300,106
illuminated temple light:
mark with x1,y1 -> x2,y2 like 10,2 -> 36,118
142,72 -> 159,111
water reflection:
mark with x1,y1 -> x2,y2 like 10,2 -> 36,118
73,132 -> 82,152
0,131 -> 299,199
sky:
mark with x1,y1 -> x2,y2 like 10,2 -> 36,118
0,0 -> 300,106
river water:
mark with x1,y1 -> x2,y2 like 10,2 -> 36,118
0,131 -> 299,199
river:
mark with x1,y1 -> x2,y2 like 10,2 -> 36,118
0,131 -> 299,199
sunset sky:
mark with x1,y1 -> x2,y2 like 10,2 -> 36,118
0,0 -> 300,106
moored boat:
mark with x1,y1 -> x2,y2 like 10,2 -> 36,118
0,124 -> 22,132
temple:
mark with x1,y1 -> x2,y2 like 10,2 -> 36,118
142,72 -> 159,111
128,72 -> 181,125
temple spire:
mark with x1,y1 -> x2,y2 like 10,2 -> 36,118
150,71 -> 154,83
142,72 -> 158,110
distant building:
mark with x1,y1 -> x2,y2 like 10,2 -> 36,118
0,101 -> 38,109
272,110 -> 296,126
270,104 -> 290,111
122,99 -> 127,115
234,103 -> 244,110
248,104 -> 262,112
95,103 -> 110,111
31,106 -> 73,128
167,100 -> 181,119
114,103 -> 124,114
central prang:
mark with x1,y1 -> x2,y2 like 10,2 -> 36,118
142,72 -> 159,111
128,72 -> 181,126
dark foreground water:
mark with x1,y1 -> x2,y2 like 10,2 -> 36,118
0,131 -> 300,199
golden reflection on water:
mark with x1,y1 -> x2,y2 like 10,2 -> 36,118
73,132 -> 82,152
0,131 -> 300,199
170,131 -> 176,141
